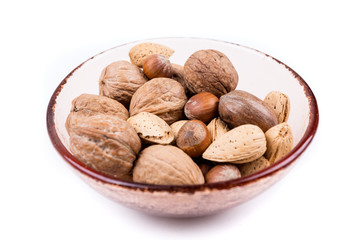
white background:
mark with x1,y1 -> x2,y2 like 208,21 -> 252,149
1,0 -> 359,239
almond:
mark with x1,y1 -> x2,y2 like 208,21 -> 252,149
202,124 -> 267,164
207,117 -> 229,142
264,91 -> 290,123
264,122 -> 294,164
128,42 -> 174,67
127,112 -> 174,144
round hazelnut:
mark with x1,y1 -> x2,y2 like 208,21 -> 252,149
142,54 -> 174,79
205,164 -> 241,183
184,92 -> 219,124
176,120 -> 211,158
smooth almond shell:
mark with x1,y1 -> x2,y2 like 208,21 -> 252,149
133,145 -> 205,185
202,124 -> 267,163
127,112 -> 174,144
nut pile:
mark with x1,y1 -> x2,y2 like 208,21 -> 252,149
66,42 -> 294,185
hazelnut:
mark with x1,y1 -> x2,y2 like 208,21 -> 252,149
205,164 -> 241,183
176,120 -> 211,158
184,92 -> 219,124
142,54 -> 174,79
170,120 -> 189,139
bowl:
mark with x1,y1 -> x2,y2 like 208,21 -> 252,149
47,37 -> 319,217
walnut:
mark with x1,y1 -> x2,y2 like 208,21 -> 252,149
66,94 -> 129,132
129,78 -> 187,125
183,49 -> 238,98
99,61 -> 147,108
67,114 -> 141,180
133,145 -> 205,185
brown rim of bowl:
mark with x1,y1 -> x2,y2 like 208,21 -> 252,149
46,37 -> 319,193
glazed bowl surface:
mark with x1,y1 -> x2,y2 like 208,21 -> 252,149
47,37 -> 318,217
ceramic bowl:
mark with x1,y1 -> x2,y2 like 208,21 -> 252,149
47,37 -> 319,217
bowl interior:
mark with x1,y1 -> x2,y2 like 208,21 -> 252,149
50,37 -> 317,187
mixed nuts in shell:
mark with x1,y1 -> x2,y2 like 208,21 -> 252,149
66,42 -> 294,185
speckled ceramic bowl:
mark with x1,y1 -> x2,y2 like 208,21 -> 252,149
47,37 -> 319,217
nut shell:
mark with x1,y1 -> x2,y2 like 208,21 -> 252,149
176,120 -> 211,158
99,61 -> 147,108
219,90 -> 278,132
238,156 -> 270,177
207,117 -> 229,142
133,145 -> 205,185
170,120 -> 188,139
184,92 -> 219,124
67,115 -> 141,179
129,78 -> 187,125
202,124 -> 266,164
127,112 -> 174,144
171,63 -> 191,96
184,49 -> 238,97
205,164 -> 241,183
264,91 -> 290,123
65,93 -> 129,133
264,122 -> 294,164
142,54 -> 174,79
129,42 -> 174,67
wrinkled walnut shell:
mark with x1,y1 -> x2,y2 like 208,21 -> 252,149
99,61 -> 147,108
67,114 -> 141,180
133,145 -> 205,185
65,94 -> 129,132
129,77 -> 187,125
184,49 -> 238,98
